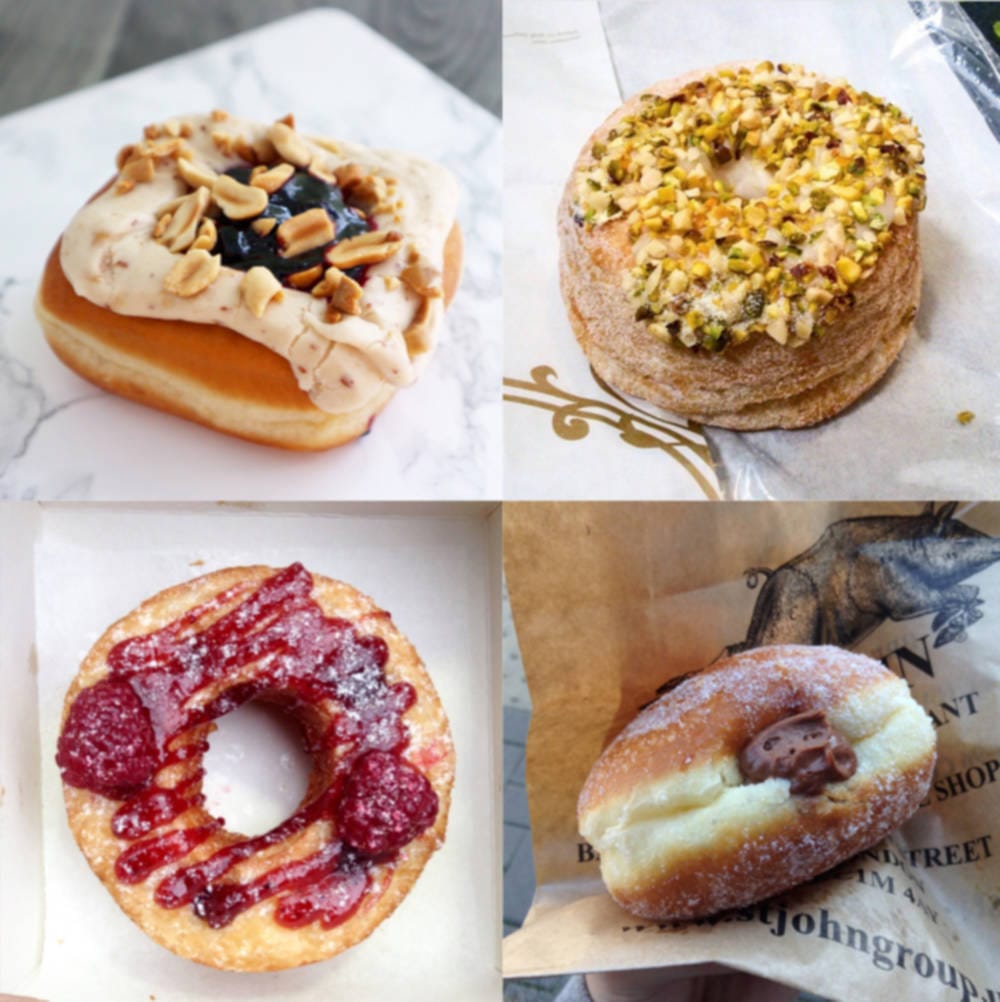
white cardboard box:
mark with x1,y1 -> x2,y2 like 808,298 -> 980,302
0,503 -> 501,1002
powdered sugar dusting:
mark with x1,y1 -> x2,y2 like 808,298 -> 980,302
622,646 -> 883,742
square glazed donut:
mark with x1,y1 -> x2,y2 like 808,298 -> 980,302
37,112 -> 463,449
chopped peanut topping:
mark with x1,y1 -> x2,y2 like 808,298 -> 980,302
334,163 -> 366,189
251,163 -> 295,194
251,217 -> 277,237
331,282 -> 363,316
212,174 -> 268,220
191,218 -> 217,251
116,155 -> 155,193
252,136 -> 277,164
325,230 -> 402,269
157,187 -> 211,252
338,170 -> 387,212
277,208 -> 335,258
312,266 -> 364,316
400,262 -> 443,298
210,130 -> 237,156
177,155 -> 218,190
404,297 -> 435,355
152,212 -> 172,239
115,144 -> 137,170
241,266 -> 283,317
233,137 -> 259,165
269,121 -> 311,168
287,264 -> 325,289
163,248 -> 221,297
310,267 -> 341,298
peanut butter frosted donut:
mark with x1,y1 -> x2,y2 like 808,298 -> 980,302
578,645 -> 936,920
559,63 -> 927,428
36,112 -> 462,450
55,563 -> 454,970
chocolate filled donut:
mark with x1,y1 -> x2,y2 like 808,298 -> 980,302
739,708 -> 857,795
578,645 -> 936,920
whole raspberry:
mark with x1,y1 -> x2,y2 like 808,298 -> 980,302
338,750 -> 438,857
56,678 -> 157,799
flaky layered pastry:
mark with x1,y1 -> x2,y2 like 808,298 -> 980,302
56,564 -> 454,970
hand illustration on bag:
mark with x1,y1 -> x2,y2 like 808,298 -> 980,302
728,502 -> 1000,654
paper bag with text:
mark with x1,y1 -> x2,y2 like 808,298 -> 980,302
503,502 -> 999,1002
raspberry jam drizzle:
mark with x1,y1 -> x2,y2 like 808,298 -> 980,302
56,563 -> 439,930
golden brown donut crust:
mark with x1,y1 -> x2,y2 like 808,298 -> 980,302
35,225 -> 463,451
558,66 -> 922,429
58,565 -> 455,971
578,645 -> 936,920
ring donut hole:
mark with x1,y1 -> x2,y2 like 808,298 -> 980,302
713,157 -> 770,200
56,565 -> 455,972
131,683 -> 390,927
201,694 -> 316,838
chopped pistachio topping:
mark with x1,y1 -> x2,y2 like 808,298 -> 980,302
572,62 -> 927,351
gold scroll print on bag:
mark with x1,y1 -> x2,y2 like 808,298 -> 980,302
503,366 -> 720,500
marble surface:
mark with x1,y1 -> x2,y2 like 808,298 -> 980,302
0,10 -> 502,500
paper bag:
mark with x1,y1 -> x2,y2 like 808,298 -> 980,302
504,501 -> 999,1002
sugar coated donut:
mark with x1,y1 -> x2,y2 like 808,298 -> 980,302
36,112 -> 462,450
559,63 -> 927,428
55,563 -> 454,970
578,645 -> 936,920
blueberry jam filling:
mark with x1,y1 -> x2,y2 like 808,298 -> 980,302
56,563 -> 439,931
213,167 -> 372,284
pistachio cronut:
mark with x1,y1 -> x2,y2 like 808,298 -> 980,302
559,63 -> 927,429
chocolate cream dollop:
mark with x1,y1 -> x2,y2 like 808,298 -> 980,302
739,709 -> 857,796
